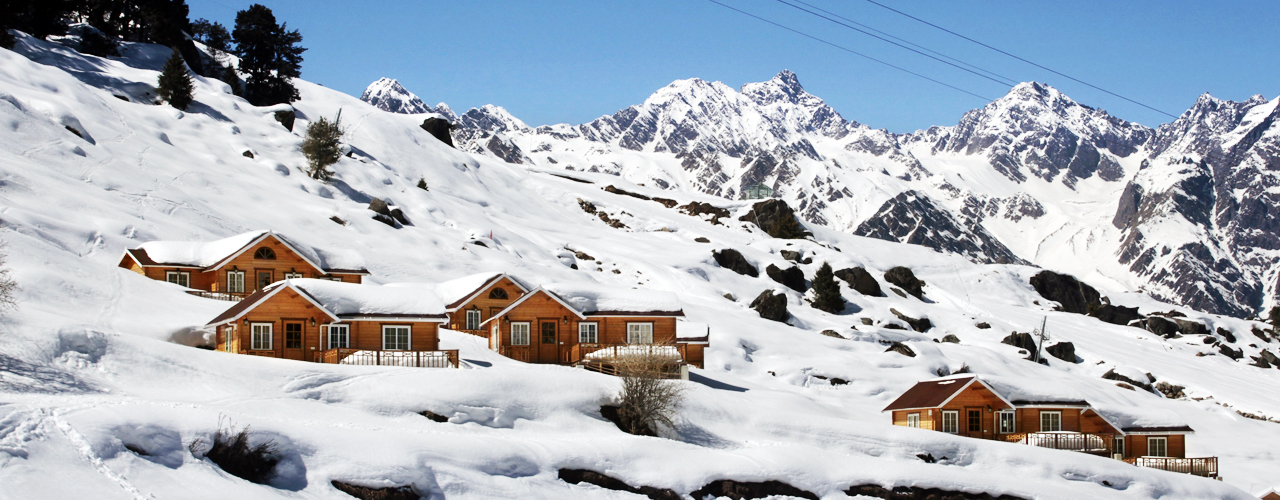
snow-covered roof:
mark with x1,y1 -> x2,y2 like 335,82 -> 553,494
127,230 -> 367,273
542,283 -> 683,315
677,321 -> 710,342
207,279 -> 445,326
982,375 -> 1090,406
1090,404 -> 1194,434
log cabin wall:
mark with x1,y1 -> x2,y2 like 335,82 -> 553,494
938,384 -> 1008,438
1017,408 -> 1083,433
210,236 -> 326,292
1123,434 -> 1185,459
491,292 -> 681,364
448,277 -> 525,331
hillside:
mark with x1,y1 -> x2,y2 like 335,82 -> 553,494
1,33 -> 1278,499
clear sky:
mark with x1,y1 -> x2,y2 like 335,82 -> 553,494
189,0 -> 1279,133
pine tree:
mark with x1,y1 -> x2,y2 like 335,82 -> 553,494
191,18 -> 232,53
417,178 -> 429,191
811,262 -> 845,314
221,62 -> 243,96
303,113 -> 343,181
232,4 -> 305,106
156,49 -> 194,110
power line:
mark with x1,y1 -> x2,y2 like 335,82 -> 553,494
775,0 -> 1017,87
858,0 -> 1178,118
703,0 -> 992,101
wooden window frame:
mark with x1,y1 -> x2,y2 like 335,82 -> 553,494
578,322 -> 599,344
906,413 -> 920,428
998,410 -> 1016,434
224,326 -> 233,352
941,410 -> 959,434
1039,411 -> 1062,432
227,270 -> 245,293
165,271 -> 190,287
255,269 -> 273,290
328,324 -> 349,349
253,247 -> 277,260
284,322 -> 303,349
382,325 -> 411,351
465,309 -> 481,330
1147,436 -> 1167,457
284,272 -> 304,280
511,322 -> 530,346
488,288 -> 508,300
250,323 -> 273,351
626,322 -> 654,344
539,320 -> 557,345
1114,436 -> 1125,457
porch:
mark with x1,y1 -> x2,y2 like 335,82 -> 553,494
187,290 -> 251,302
314,348 -> 460,368
999,432 -> 1116,456
1123,456 -> 1218,478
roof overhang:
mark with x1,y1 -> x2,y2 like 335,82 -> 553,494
480,288 -> 587,326
204,232 -> 327,274
206,282 -> 340,327
336,314 -> 448,323
444,273 -> 531,311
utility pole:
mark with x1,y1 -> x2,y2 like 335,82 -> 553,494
1033,316 -> 1049,363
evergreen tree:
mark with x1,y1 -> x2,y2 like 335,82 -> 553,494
138,0 -> 189,46
9,0 -> 73,40
191,18 -> 231,53
221,62 -> 243,96
156,49 -> 194,110
232,4 -> 305,106
303,113 -> 342,181
810,262 -> 845,314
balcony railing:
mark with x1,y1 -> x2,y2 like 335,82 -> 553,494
999,432 -> 1116,455
569,343 -> 688,364
314,348 -> 459,368
1123,457 -> 1218,478
186,290 -> 251,302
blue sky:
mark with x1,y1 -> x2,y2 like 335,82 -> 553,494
190,0 -> 1278,133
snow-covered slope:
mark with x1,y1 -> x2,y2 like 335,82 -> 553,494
2,33 -> 1279,499
397,71 -> 1280,319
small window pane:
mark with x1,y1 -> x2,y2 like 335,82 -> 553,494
907,413 -> 920,428
999,412 -> 1016,434
284,272 -> 303,280
251,324 -> 272,350
1148,437 -> 1167,457
465,310 -> 481,330
627,323 -> 653,344
1040,412 -> 1061,432
285,323 -> 302,349
488,288 -> 508,300
383,326 -> 410,350
541,322 -> 556,344
329,325 -> 349,349
254,247 -> 276,260
578,322 -> 598,343
942,411 -> 958,433
228,271 -> 245,293
967,410 -> 982,432
511,323 -> 530,345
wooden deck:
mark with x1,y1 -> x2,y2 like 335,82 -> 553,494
999,432 -> 1116,456
314,348 -> 459,368
1124,457 -> 1218,478
186,290 -> 251,302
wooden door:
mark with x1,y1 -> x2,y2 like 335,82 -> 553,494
966,407 -> 984,438
283,321 -> 304,361
538,320 -> 559,364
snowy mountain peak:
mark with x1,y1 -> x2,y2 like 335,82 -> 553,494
360,77 -> 434,115
459,104 -> 529,133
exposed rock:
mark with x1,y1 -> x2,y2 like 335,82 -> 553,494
1172,318 -> 1209,337
678,201 -> 731,225
853,191 -> 1027,265
558,469 -> 680,500
738,199 -> 812,239
1102,369 -> 1154,393
331,481 -> 420,500
420,117 -> 456,147
1216,327 -> 1237,343
389,208 -> 410,226
713,249 -> 758,277
1142,317 -> 1181,339
1218,344 -> 1243,360
418,410 -> 448,423
883,267 -> 925,299
890,309 -> 932,332
368,198 -> 392,216
766,264 -> 807,292
1029,270 -> 1101,314
975,322 -> 991,329
845,483 -> 1026,500
885,342 -> 916,357
1001,332 -> 1037,352
273,109 -> 295,132
329,216 -> 346,226
578,199 -> 628,229
940,334 -> 961,343
780,250 -> 803,262
883,324 -> 907,331
1089,304 -> 1143,326
750,290 -> 789,323
694,237 -> 711,243
690,479 -> 818,500
835,267 -> 882,297
1259,349 -> 1280,368
371,213 -> 398,228
241,150 -> 254,159
1155,382 -> 1186,399
860,318 -> 874,326
820,330 -> 844,339
1253,326 -> 1272,343
1045,342 -> 1079,363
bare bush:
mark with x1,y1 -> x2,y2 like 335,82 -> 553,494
613,345 -> 685,436
190,418 -> 280,484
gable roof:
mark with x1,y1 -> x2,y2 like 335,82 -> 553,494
125,231 -> 368,274
1090,404 -> 1194,435
431,272 -> 531,310
882,376 -> 1014,412
480,288 -> 587,326
541,283 -> 683,316
206,279 -> 445,327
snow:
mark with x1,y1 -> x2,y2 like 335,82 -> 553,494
583,345 -> 683,361
428,272 -> 503,307
135,230 -> 267,267
982,374 -> 1088,404
677,321 -> 710,340
0,31 -> 1273,499
543,282 -> 682,314
1092,405 -> 1191,432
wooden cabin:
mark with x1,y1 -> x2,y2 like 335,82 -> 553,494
432,272 -> 530,336
205,279 -> 456,367
119,231 -> 368,300
883,376 -> 1215,477
1259,489 -> 1280,500
480,283 -> 703,369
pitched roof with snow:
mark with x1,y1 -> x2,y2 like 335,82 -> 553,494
542,283 -> 683,316
981,375 -> 1090,407
125,231 -> 368,274
677,322 -> 710,342
882,376 -> 994,411
206,279 -> 445,326
1090,404 -> 1194,434
425,272 -> 530,310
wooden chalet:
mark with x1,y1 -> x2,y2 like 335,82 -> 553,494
205,279 -> 457,368
480,283 -> 704,372
429,272 -> 531,336
884,376 -> 1216,478
1260,489 -> 1280,500
119,231 -> 368,301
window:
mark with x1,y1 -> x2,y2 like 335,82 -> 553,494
489,288 -> 508,300
1040,411 -> 1062,432
1147,437 -> 1167,457
253,247 -> 276,260
906,413 -> 920,428
224,326 -> 233,352
325,276 -> 344,282
382,325 -> 410,350
257,271 -> 273,290
998,411 -> 1016,434
285,323 -> 302,349
967,410 -> 982,432
941,411 -> 959,434
465,309 -> 481,330
227,271 -> 245,293
511,322 -> 530,345
251,323 -> 272,350
165,271 -> 190,287
541,321 -> 557,344
1113,436 -> 1125,457
627,323 -> 653,344
579,322 -> 599,344
328,324 -> 349,349
284,272 -> 304,280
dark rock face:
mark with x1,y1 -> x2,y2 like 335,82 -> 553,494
780,250 -> 803,262
845,483 -> 1026,500
1089,304 -> 1143,326
1029,270 -> 1101,314
975,322 -> 991,329
884,267 -> 925,299
1219,344 -> 1243,360
1102,369 -> 1154,393
418,410 -> 448,423
360,77 -> 437,115
940,334 -> 961,343
420,117 -> 455,147
559,469 -> 680,500
890,309 -> 932,333
690,480 -> 818,500
854,191 -> 1026,265
1172,318 -> 1210,337
1258,349 -> 1280,368
331,481 -> 420,500
1001,332 -> 1038,352
273,109 -> 295,132
1216,327 -> 1237,343
835,267 -> 882,297
1155,382 -> 1186,399
713,249 -> 758,277
750,290 -> 789,322
884,342 -> 916,357
1143,317 -> 1181,339
1046,342 -> 1078,363
766,264 -> 807,292
678,201 -> 730,225
739,199 -> 812,239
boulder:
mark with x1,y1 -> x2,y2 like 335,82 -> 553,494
766,264 -> 807,292
1046,342 -> 1079,363
1253,326 -> 1271,343
820,330 -> 844,339
694,237 -> 710,243
1089,304 -> 1143,326
368,198 -> 392,216
834,267 -> 882,297
738,199 -> 812,239
883,267 -> 925,299
1028,270 -> 1101,314
1218,344 -> 1243,360
1143,317 -> 1181,338
890,308 -> 932,332
780,250 -> 803,262
1102,369 -> 1154,393
884,342 -> 916,357
940,334 -> 961,343
273,109 -> 295,132
389,208 -> 411,226
1001,332 -> 1038,352
1155,382 -> 1185,399
975,322 -> 991,329
1260,349 -> 1280,368
882,323 -> 907,330
690,480 -> 818,500
1172,318 -> 1210,336
749,290 -> 788,323
420,117 -> 455,147
678,201 -> 731,225
712,249 -> 758,277
1216,327 -> 1237,343
331,481 -> 420,500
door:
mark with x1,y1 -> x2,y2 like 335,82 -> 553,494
538,320 -> 559,363
966,408 -> 984,438
256,269 -> 273,290
283,321 -> 304,361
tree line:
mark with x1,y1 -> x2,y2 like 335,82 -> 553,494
0,1 -> 305,107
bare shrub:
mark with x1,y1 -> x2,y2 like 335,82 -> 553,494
190,418 -> 280,484
613,345 -> 685,436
